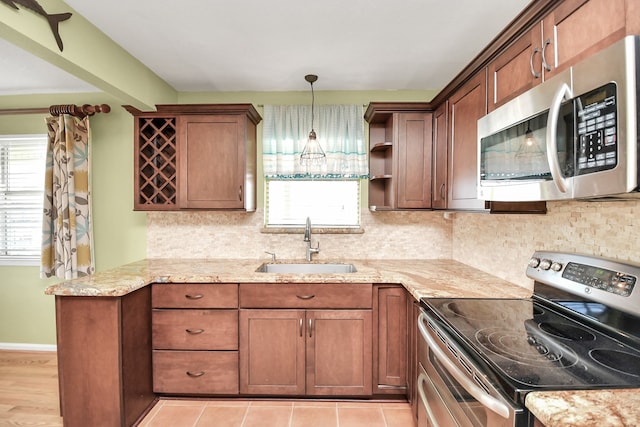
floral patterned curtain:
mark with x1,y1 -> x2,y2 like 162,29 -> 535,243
41,115 -> 94,279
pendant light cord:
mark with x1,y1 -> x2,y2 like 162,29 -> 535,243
310,80 -> 315,131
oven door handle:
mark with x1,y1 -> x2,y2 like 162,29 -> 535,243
418,372 -> 442,427
418,313 -> 511,419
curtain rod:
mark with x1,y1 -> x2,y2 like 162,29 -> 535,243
0,103 -> 111,118
256,104 -> 368,107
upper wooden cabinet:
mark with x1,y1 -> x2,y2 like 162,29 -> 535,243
431,102 -> 448,209
448,71 -> 487,211
125,104 -> 261,211
365,103 -> 433,210
488,0 -> 627,111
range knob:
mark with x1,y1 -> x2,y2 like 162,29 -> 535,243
551,262 -> 563,272
539,259 -> 552,270
528,257 -> 541,268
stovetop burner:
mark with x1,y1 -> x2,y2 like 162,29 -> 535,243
590,349 -> 640,377
537,322 -> 596,341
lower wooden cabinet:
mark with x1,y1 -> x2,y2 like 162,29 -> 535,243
151,283 -> 240,396
149,282 -> 414,401
374,285 -> 408,395
153,350 -> 239,394
239,309 -> 373,396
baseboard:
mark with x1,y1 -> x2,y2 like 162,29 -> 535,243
0,342 -> 57,352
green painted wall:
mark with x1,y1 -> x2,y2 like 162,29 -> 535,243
0,93 -> 146,345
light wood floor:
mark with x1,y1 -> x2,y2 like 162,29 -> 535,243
0,350 -> 63,427
0,350 -> 414,427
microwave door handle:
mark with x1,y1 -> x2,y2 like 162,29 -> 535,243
546,82 -> 573,193
418,313 -> 510,419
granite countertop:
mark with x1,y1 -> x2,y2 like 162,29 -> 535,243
526,389 -> 640,427
45,258 -> 640,426
43,258 -> 533,299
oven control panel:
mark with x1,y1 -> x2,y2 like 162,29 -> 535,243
527,251 -> 640,317
562,262 -> 635,297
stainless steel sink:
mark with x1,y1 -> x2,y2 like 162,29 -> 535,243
255,262 -> 357,274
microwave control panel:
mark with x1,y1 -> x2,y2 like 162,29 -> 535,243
576,82 -> 618,175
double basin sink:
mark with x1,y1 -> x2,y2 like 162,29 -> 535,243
256,262 -> 357,274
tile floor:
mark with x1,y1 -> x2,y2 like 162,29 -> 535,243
138,399 -> 415,427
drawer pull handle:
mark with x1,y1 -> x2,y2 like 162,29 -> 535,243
185,294 -> 204,300
296,294 -> 315,300
186,328 -> 204,334
186,371 -> 205,378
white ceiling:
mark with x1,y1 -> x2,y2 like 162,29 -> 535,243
1,0 -> 531,95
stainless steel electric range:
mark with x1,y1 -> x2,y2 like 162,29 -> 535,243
417,251 -> 640,427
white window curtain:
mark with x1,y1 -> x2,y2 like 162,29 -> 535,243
262,104 -> 368,178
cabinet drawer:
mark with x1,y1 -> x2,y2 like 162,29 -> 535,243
152,309 -> 238,350
153,350 -> 238,395
152,283 -> 238,308
239,283 -> 372,308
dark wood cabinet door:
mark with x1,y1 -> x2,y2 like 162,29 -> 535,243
487,23 -> 543,112
543,0 -> 626,80
374,285 -> 407,394
239,309 -> 305,395
396,113 -> 433,209
179,115 -> 246,209
448,71 -> 487,211
431,102 -> 448,209
306,310 -> 372,396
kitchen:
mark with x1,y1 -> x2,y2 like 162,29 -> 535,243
1,0 -> 640,426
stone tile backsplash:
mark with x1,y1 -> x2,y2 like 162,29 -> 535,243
147,199 -> 638,291
147,209 -> 453,261
452,200 -> 639,287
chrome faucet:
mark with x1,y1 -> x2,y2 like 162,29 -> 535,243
304,217 -> 320,261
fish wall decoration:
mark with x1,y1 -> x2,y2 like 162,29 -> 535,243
1,0 -> 72,51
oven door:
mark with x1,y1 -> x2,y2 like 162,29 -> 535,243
418,310 -> 525,427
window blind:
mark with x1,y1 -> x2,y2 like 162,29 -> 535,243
0,135 -> 47,265
266,179 -> 360,227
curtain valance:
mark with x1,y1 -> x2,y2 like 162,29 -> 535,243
262,104 -> 368,178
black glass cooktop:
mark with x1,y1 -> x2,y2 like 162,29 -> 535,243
422,297 -> 640,392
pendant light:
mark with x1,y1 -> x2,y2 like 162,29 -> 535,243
300,74 -> 326,165
516,125 -> 544,158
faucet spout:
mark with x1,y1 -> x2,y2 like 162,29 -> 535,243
304,217 -> 311,242
303,217 -> 319,261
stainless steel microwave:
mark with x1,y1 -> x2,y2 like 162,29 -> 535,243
478,35 -> 640,202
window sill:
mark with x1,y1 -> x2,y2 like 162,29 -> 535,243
261,227 -> 364,235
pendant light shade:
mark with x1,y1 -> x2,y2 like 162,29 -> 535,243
516,125 -> 544,158
300,74 -> 326,165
